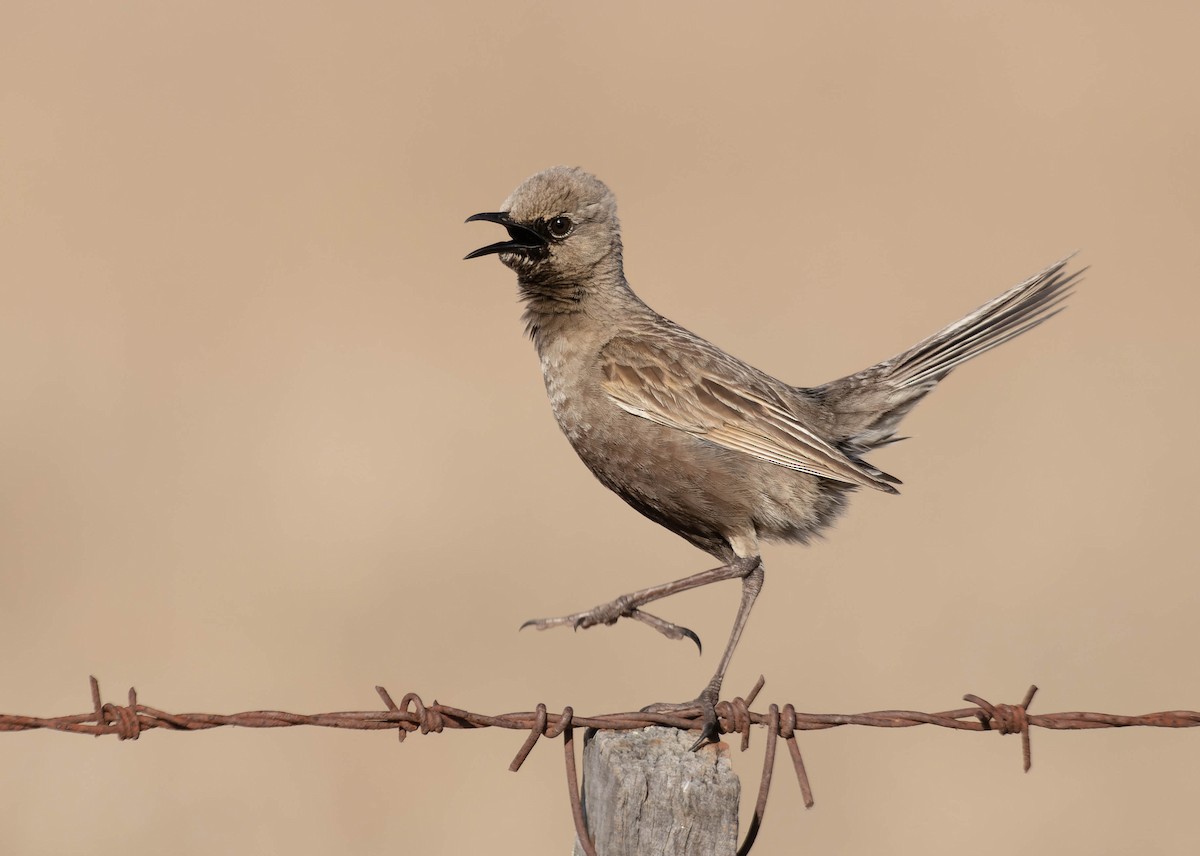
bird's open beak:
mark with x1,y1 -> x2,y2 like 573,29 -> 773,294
464,212 -> 548,260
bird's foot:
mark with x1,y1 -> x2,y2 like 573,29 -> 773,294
642,683 -> 722,751
521,597 -> 701,652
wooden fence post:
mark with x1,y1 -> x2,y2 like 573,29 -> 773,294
572,726 -> 740,855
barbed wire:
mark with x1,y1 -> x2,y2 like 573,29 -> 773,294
3,677 -> 1197,856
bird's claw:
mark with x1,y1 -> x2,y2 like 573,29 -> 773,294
520,601 -> 700,651
689,705 -> 722,751
642,686 -> 722,751
629,609 -> 702,653
519,611 -> 600,632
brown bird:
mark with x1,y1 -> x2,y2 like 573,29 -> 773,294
466,166 -> 1077,747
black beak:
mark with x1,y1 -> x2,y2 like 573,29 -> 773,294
464,212 -> 548,260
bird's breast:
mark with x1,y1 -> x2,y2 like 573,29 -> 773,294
535,334 -> 603,440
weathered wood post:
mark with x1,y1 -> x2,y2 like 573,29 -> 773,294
572,726 -> 740,856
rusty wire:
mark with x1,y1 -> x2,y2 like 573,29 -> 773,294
4,678 -> 1198,855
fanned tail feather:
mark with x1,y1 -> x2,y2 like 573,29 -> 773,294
814,255 -> 1082,461
890,257 -> 1080,389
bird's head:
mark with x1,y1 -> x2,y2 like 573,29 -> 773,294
465,167 -> 623,288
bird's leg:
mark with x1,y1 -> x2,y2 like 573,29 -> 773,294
521,560 -> 754,652
643,556 -> 764,750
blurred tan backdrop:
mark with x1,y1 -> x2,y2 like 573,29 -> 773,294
2,2 -> 1198,854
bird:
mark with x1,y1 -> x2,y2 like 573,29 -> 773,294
465,166 -> 1078,747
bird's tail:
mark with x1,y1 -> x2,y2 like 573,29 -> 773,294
814,256 -> 1081,453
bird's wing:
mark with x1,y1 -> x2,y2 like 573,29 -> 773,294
599,336 -> 898,492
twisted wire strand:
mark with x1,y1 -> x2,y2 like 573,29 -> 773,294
6,677 -> 1198,856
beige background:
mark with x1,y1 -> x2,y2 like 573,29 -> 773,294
2,2 -> 1197,854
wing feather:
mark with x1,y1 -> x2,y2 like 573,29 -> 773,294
600,337 -> 897,492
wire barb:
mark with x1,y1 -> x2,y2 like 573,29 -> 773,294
88,675 -> 142,741
964,685 -> 1038,772
737,702 -> 779,856
558,708 -> 596,856
509,703 -> 548,772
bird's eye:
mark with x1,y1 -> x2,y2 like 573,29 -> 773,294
547,215 -> 573,238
